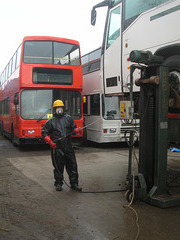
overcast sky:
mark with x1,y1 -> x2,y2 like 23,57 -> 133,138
0,0 -> 107,72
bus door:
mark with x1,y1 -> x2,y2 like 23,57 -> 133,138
103,3 -> 122,95
13,92 -> 20,136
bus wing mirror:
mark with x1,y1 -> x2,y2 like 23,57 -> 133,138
14,94 -> 19,105
91,8 -> 97,26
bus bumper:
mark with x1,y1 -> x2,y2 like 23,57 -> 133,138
15,136 -> 45,145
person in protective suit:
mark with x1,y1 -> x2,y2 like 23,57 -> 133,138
41,100 -> 82,192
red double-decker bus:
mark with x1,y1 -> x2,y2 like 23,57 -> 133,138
0,36 -> 83,145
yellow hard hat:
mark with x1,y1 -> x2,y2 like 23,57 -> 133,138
53,100 -> 64,108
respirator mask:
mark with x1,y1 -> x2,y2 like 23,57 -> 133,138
56,107 -> 63,115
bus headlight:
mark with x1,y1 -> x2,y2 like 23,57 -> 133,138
27,130 -> 35,134
110,128 -> 116,133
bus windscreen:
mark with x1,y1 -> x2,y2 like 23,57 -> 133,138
20,89 -> 82,120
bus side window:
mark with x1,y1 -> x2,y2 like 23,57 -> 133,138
4,66 -> 8,82
90,94 -> 100,115
16,45 -> 22,69
5,97 -> 10,115
12,53 -> 17,73
0,100 -> 2,114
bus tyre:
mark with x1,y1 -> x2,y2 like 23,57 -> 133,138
163,55 -> 180,92
1,123 -> 4,137
163,55 -> 180,70
11,126 -> 16,146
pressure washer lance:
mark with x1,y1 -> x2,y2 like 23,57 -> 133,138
53,118 -> 102,143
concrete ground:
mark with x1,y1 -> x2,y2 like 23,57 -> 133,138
0,136 -> 180,240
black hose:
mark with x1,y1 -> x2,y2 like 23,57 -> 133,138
51,149 -> 125,193
63,178 -> 125,193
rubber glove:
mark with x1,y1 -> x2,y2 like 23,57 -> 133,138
74,127 -> 83,135
44,136 -> 57,149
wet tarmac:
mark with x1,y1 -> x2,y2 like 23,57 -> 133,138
0,136 -> 180,240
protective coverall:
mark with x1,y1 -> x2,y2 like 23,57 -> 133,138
41,112 -> 80,190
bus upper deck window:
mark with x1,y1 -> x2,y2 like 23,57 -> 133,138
23,41 -> 52,64
125,0 -> 169,21
54,42 -> 80,66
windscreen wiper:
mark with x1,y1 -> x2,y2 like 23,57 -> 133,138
37,108 -> 52,122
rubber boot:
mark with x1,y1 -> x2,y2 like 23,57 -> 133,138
55,184 -> 62,191
71,184 -> 82,192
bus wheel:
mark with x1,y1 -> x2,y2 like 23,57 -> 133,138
1,123 -> 4,136
163,55 -> 180,93
11,126 -> 16,146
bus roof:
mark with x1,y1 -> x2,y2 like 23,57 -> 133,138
22,36 -> 80,46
